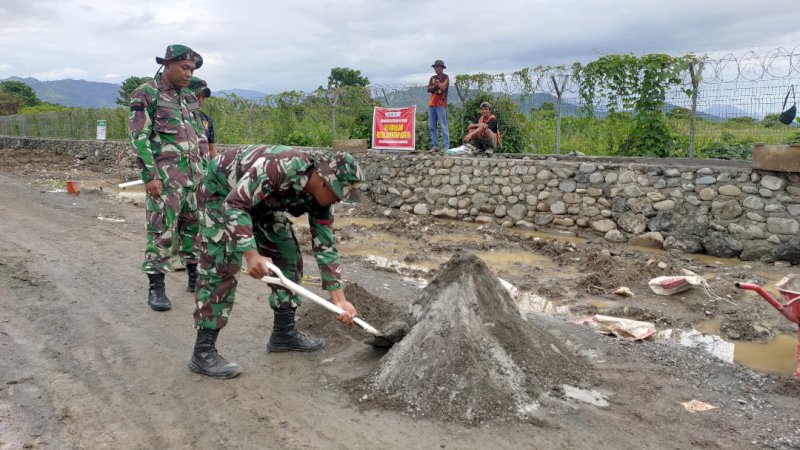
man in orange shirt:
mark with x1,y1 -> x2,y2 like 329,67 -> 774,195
464,102 -> 500,155
427,60 -> 449,151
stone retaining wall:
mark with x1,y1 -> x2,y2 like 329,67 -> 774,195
356,152 -> 800,262
2,136 -> 798,261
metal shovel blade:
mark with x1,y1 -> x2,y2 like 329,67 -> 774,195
363,320 -> 408,348
259,262 -> 405,347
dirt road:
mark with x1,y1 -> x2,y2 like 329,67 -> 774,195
1,157 -> 799,449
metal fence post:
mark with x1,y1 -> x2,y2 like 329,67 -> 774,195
551,75 -> 568,155
688,62 -> 702,158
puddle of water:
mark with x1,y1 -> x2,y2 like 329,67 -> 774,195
426,233 -> 485,244
696,319 -> 722,335
735,334 -> 799,377
586,300 -> 612,309
340,232 -> 420,256
475,250 -> 556,276
341,229 -> 556,277
690,253 -> 747,268
362,255 -> 429,274
336,217 -> 390,228
511,228 -> 588,245
632,245 -> 747,269
692,319 -> 798,376
517,292 -> 570,315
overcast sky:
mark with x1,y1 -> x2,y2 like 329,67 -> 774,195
2,0 -> 799,93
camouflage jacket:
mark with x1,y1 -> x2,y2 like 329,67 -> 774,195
204,145 -> 344,291
128,73 -> 206,188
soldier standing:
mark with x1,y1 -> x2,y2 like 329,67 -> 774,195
187,77 -> 218,160
128,45 -> 205,311
189,145 -> 361,379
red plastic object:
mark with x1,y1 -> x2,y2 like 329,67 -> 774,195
66,180 -> 81,195
736,280 -> 800,377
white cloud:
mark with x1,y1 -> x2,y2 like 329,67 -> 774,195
33,68 -> 89,81
2,0 -> 799,92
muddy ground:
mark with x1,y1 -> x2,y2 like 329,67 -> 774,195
1,148 -> 800,449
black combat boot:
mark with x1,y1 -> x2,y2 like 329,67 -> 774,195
186,263 -> 198,293
147,273 -> 171,311
188,329 -> 242,379
267,307 -> 325,352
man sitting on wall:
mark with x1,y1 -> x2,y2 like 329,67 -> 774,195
463,102 -> 500,154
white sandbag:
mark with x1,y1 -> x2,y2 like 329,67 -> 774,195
648,270 -> 705,295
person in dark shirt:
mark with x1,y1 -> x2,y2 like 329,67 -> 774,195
463,102 -> 499,154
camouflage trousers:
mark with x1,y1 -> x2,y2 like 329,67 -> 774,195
141,185 -> 198,274
194,203 -> 304,331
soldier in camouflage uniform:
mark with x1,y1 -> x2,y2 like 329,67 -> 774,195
187,77 -> 217,161
128,44 -> 205,312
188,145 -> 362,379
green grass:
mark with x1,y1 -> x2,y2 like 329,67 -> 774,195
2,105 -> 797,161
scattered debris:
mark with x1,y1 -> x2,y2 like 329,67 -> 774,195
97,216 -> 125,223
577,315 -> 656,340
649,270 -> 705,296
611,286 -> 634,297
679,329 -> 735,363
563,385 -> 609,407
497,277 -> 521,302
681,399 -> 718,413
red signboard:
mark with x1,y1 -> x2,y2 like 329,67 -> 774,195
372,106 -> 416,151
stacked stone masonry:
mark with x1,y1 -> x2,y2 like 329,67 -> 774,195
356,152 -> 800,262
2,137 -> 798,261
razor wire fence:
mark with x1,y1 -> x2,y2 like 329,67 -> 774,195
2,47 -> 800,158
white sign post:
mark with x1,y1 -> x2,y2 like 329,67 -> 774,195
96,119 -> 107,140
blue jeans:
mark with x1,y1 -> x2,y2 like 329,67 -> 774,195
428,106 -> 449,149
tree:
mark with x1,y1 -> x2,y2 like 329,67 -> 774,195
666,107 -> 691,120
0,80 -> 41,108
116,76 -> 151,106
574,53 -> 696,157
0,92 -> 23,115
327,67 -> 369,89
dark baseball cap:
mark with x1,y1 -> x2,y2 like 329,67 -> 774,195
156,44 -> 203,69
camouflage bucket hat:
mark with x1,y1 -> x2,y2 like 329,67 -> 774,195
156,44 -> 203,69
315,151 -> 364,202
431,59 -> 446,69
187,76 -> 211,97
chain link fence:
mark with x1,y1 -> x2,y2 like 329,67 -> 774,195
2,48 -> 800,157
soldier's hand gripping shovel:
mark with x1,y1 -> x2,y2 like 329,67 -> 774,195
258,261 -> 405,348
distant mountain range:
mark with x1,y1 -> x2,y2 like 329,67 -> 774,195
4,76 -> 744,121
216,89 -> 268,101
4,76 -> 121,108
0,77 -> 271,108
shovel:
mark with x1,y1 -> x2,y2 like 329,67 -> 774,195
258,261 -> 405,348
